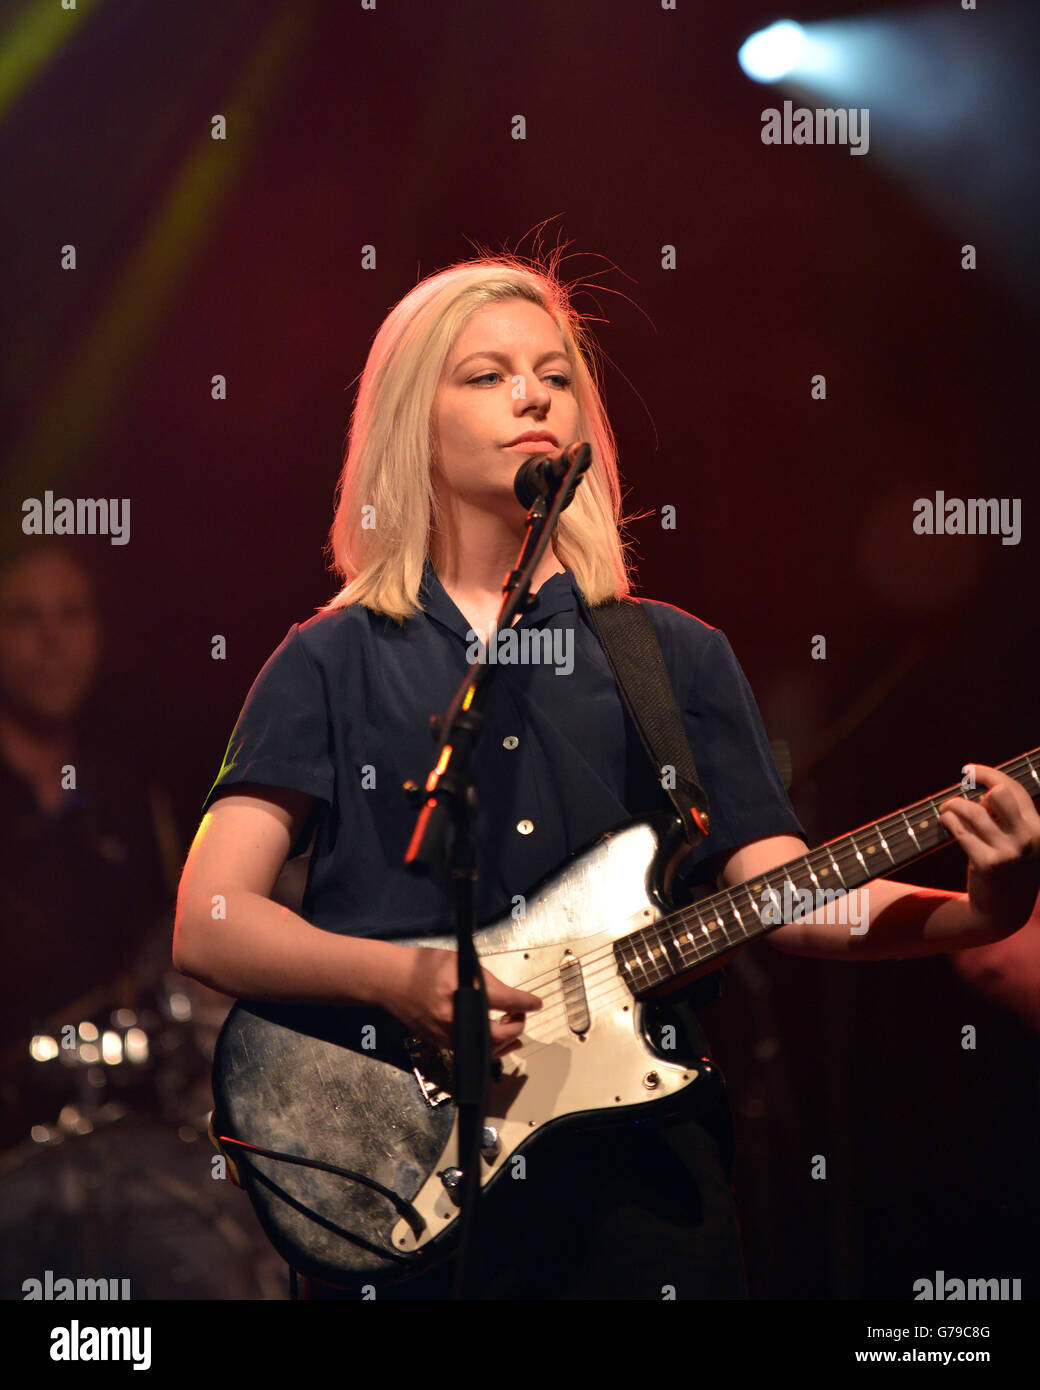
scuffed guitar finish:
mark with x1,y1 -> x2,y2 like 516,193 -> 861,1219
214,743 -> 1040,1287
213,813 -> 710,1288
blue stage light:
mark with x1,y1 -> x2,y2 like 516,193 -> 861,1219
738,20 -> 808,83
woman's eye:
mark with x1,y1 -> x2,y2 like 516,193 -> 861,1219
469,372 -> 572,388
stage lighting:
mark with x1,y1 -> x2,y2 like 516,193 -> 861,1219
738,20 -> 808,83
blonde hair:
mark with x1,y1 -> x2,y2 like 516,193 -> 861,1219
320,255 -> 634,622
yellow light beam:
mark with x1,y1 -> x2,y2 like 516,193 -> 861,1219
4,0 -> 320,515
0,0 -> 103,123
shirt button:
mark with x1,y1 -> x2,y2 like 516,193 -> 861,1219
502,735 -> 519,750
516,819 -> 534,835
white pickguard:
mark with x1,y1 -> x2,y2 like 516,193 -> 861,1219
391,820 -> 703,1252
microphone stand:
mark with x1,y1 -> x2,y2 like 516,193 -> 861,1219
403,442 -> 592,1300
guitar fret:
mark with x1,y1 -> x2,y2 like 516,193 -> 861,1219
665,917 -> 693,970
764,872 -> 789,926
697,911 -> 722,956
644,940 -> 667,984
694,902 -> 724,955
693,919 -> 712,957
684,917 -> 707,957
806,845 -> 828,889
682,925 -> 701,964
615,745 -> 1040,997
778,872 -> 795,917
874,822 -> 896,866
784,873 -> 810,921
899,809 -> 919,851
727,890 -> 747,937
828,851 -> 847,890
847,830 -> 866,882
744,882 -> 760,922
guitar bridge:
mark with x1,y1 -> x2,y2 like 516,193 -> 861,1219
404,1034 -> 453,1109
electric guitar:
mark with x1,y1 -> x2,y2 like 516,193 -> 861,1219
211,747 -> 1040,1288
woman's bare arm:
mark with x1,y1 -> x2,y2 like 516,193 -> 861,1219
172,784 -> 540,1049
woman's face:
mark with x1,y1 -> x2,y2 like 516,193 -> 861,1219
430,298 -> 581,514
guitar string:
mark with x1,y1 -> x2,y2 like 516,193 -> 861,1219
487,942 -> 696,1049
483,867 -> 852,1032
518,867 -> 892,1032
483,871 -> 870,1039
484,872 -> 866,1039
514,812 -> 932,996
509,974 -> 653,1059
478,838 -> 1015,1040
465,862 -> 998,1053
451,758 -> 1040,1050
487,827 -> 896,1001
492,757 -> 1040,1005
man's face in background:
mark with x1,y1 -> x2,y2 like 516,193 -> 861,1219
0,550 -> 100,728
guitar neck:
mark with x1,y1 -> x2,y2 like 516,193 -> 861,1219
617,746 -> 1040,995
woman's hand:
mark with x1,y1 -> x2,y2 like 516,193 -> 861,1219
939,763 -> 1040,939
386,945 -> 543,1057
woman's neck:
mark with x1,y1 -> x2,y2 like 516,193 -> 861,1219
428,508 -> 565,642
429,509 -> 564,601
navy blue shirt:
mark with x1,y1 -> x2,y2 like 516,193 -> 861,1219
202,559 -> 806,939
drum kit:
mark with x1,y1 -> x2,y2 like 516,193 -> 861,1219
0,943 -> 288,1300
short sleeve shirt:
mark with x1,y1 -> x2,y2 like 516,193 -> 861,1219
202,560 -> 806,940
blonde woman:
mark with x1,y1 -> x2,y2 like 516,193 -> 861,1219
174,256 -> 1040,1300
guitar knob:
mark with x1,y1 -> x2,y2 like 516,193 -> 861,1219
439,1167 -> 464,1191
480,1126 -> 500,1160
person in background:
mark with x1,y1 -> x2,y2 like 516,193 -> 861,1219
0,537 -> 175,1143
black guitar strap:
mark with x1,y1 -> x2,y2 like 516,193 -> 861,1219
587,597 -> 710,849
588,596 -> 723,1025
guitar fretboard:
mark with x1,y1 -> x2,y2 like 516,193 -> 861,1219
615,747 -> 1040,995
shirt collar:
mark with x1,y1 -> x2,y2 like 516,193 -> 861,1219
419,555 -> 580,642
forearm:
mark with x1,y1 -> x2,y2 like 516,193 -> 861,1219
173,888 -> 411,1007
767,877 -> 1007,960
951,920 -> 1040,1033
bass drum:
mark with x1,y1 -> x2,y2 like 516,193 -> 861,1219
0,1111 -> 287,1300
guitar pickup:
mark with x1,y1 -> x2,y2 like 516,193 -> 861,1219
560,950 -> 590,1035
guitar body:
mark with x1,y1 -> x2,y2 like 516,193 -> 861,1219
211,741 -> 1040,1288
212,812 -> 720,1288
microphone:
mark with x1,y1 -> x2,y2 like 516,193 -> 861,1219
513,442 -> 591,509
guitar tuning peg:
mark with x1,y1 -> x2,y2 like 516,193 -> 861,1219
402,780 -> 425,807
